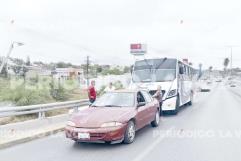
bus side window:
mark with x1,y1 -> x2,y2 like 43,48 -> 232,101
186,66 -> 191,81
190,68 -> 193,80
178,63 -> 184,80
187,67 -> 191,80
184,66 -> 188,81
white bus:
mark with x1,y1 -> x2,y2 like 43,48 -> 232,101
129,58 -> 197,114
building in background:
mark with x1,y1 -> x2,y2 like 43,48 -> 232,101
54,68 -> 84,80
26,65 -> 52,77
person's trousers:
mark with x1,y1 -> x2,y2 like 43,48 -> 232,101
89,99 -> 96,104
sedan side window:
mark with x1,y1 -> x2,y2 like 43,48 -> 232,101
141,91 -> 152,103
137,92 -> 146,103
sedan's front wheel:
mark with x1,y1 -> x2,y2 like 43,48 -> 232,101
151,110 -> 160,127
123,121 -> 135,144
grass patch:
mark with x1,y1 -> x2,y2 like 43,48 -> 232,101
0,85 -> 54,106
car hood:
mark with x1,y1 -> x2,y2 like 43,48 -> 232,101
70,107 -> 135,128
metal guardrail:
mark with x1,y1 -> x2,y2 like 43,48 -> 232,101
0,99 -> 89,118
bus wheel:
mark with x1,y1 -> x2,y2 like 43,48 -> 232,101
188,92 -> 193,106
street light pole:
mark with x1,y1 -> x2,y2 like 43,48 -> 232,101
0,42 -> 24,74
225,45 -> 239,77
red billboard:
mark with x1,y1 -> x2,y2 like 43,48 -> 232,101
130,43 -> 147,55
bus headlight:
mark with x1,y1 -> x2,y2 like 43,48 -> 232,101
167,89 -> 177,98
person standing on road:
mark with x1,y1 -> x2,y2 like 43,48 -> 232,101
104,82 -> 116,92
88,80 -> 96,103
153,85 -> 163,112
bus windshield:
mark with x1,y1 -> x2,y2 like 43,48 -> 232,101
132,59 -> 177,82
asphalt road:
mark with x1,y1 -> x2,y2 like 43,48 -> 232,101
1,83 -> 241,161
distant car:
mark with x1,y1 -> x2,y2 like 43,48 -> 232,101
230,84 -> 236,87
207,80 -> 212,85
201,83 -> 211,92
65,89 -> 160,144
201,88 -> 211,92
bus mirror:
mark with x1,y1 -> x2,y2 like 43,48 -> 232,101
179,67 -> 184,74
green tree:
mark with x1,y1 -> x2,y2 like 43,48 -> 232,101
12,65 -> 22,75
109,68 -> 122,75
208,66 -> 213,78
223,58 -> 230,68
56,62 -> 72,68
49,82 -> 68,101
0,66 -> 8,77
223,58 -> 230,76
123,66 -> 130,73
96,66 -> 103,73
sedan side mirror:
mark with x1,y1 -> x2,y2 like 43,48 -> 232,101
137,102 -> 146,108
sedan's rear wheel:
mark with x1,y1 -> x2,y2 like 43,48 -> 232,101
123,121 -> 135,144
151,110 -> 160,127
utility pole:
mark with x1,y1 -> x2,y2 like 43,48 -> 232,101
86,56 -> 90,87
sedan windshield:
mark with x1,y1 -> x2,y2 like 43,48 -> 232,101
92,92 -> 135,107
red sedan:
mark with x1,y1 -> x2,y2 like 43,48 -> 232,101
65,89 -> 160,144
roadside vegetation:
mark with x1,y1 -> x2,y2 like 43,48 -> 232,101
0,56 -> 129,106
0,57 -> 127,124
0,76 -> 88,125
0,77 -> 88,106
0,78 -> 124,125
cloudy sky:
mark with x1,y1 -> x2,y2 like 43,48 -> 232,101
0,0 -> 241,69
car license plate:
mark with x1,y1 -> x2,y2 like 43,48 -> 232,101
78,133 -> 90,139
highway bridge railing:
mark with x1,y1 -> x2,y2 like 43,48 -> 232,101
0,99 -> 89,119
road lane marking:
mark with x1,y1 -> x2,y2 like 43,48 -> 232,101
131,127 -> 175,161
